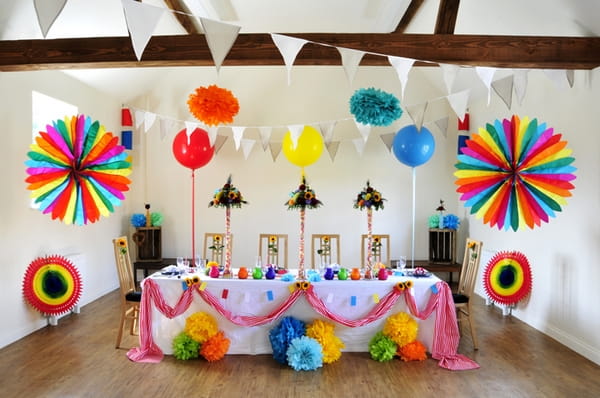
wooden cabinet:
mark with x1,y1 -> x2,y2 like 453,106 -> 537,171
428,228 -> 456,264
132,227 -> 162,261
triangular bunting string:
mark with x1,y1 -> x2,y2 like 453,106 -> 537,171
439,63 -> 461,94
213,135 -> 228,154
269,142 -> 281,161
240,139 -> 255,160
231,126 -> 245,150
446,90 -> 470,121
207,126 -> 219,147
352,138 -> 366,156
513,69 -> 529,106
134,110 -> 145,129
434,116 -> 450,138
337,47 -> 365,85
34,0 -> 67,38
405,102 -> 428,131
566,70 -> 575,88
379,133 -> 395,152
159,117 -> 175,141
318,121 -> 337,144
388,56 -> 415,100
121,0 -> 165,61
259,127 -> 272,151
270,33 -> 308,85
144,112 -> 157,133
475,66 -> 497,105
325,141 -> 340,161
199,17 -> 241,73
543,69 -> 570,90
288,124 -> 304,149
491,75 -> 514,110
354,120 -> 371,142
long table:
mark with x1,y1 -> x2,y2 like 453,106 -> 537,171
127,270 -> 479,370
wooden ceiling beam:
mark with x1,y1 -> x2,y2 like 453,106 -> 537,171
163,0 -> 202,35
434,0 -> 460,34
1,32 -> 599,71
394,0 -> 425,33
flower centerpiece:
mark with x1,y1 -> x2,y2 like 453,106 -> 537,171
209,175 -> 247,278
354,181 -> 386,279
286,175 -> 322,280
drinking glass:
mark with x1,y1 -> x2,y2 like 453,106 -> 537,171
176,256 -> 184,268
399,256 -> 407,272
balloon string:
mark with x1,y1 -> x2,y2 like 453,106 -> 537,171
191,170 -> 196,266
411,167 -> 416,269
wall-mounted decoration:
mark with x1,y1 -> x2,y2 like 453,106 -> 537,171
25,114 -> 131,225
22,255 -> 82,316
483,251 -> 532,307
454,115 -> 576,231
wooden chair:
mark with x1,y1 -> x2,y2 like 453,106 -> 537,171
453,237 -> 483,350
360,234 -> 390,267
203,233 -> 232,265
112,236 -> 141,349
258,234 -> 288,268
311,234 -> 341,269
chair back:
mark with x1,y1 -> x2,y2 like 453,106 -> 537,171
113,236 -> 136,297
258,234 -> 288,268
360,234 -> 390,267
457,238 -> 483,298
203,233 -> 233,265
311,234 -> 341,268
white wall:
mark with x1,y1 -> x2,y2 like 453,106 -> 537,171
0,71 -> 128,348
1,65 -> 599,367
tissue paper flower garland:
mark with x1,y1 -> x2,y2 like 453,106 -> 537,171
483,251 -> 533,306
187,85 -> 240,126
349,87 -> 402,126
22,255 -> 82,316
455,115 -> 576,231
173,312 -> 230,362
25,114 -> 131,225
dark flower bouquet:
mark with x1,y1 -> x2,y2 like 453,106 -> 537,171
285,176 -> 322,210
209,175 -> 247,208
353,180 -> 386,211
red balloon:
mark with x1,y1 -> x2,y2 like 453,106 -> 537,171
172,128 -> 214,170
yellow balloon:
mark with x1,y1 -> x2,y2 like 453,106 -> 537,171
282,126 -> 324,167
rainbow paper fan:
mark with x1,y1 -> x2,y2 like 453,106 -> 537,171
454,115 -> 576,231
23,255 -> 82,316
25,115 -> 132,225
483,251 -> 532,306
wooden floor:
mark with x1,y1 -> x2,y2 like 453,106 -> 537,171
1,290 -> 599,398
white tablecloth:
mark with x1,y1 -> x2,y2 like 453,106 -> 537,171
146,270 -> 440,355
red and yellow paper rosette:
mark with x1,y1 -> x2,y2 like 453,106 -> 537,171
483,251 -> 532,306
25,114 -> 132,225
455,115 -> 576,231
23,255 -> 82,316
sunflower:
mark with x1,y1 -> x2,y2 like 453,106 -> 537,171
269,236 -> 277,243
304,192 -> 314,200
214,235 -> 222,242
373,192 -> 381,202
322,236 -> 330,243
228,191 -> 237,200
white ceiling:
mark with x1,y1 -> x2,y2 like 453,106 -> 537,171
1,0 -> 599,102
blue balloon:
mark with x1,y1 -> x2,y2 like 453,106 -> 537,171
392,125 -> 435,167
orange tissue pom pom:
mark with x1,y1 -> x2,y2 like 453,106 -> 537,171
187,85 -> 240,126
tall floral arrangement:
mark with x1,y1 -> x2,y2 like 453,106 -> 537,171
285,174 -> 322,279
209,175 -> 247,277
354,181 -> 386,279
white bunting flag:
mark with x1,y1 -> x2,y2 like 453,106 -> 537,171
184,121 -> 200,143
159,117 -> 176,141
439,63 -> 461,94
566,70 -> 575,88
213,135 -> 228,154
121,0 -> 165,61
354,120 -> 371,142
270,34 -> 308,85
318,120 -> 337,144
231,126 -> 246,150
352,138 -> 366,156
240,139 -> 255,160
259,126 -> 273,151
269,142 -> 281,162
388,56 -> 415,99
144,112 -> 156,133
513,69 -> 529,106
379,133 -> 395,153
337,47 -> 365,85
475,66 -> 497,105
491,75 -> 514,110
134,110 -> 145,129
34,0 -> 67,38
207,126 -> 219,146
434,116 -> 450,138
326,141 -> 340,161
405,102 -> 428,131
446,90 -> 470,121
288,124 -> 304,149
199,18 -> 241,73
543,69 -> 570,90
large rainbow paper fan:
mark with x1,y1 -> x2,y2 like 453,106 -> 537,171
25,115 -> 132,225
23,255 -> 82,316
483,251 -> 532,306
454,115 -> 576,231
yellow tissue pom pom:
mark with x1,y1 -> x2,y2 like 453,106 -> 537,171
383,312 -> 418,348
184,312 -> 218,344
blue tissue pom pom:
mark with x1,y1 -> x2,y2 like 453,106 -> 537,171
269,317 -> 306,364
286,336 -> 323,371
130,213 -> 146,228
443,214 -> 460,230
350,87 -> 402,126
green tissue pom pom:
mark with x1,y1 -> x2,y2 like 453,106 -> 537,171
173,332 -> 200,360
428,214 -> 439,228
151,212 -> 163,226
368,331 -> 397,362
